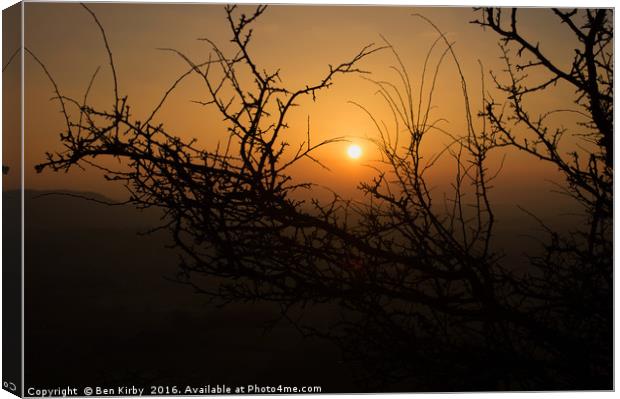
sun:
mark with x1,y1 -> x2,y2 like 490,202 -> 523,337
347,144 -> 363,159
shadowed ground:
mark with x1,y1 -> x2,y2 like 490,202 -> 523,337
22,190 -> 354,392
20,189 -> 585,392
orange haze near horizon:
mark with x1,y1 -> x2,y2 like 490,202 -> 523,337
4,3 -> 589,214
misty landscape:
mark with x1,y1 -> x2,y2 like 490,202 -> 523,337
19,181 -> 599,392
21,189 -> 355,391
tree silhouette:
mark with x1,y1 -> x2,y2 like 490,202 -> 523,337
32,5 -> 612,391
472,7 -> 613,389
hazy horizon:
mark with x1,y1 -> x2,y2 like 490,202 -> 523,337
5,3 -> 589,212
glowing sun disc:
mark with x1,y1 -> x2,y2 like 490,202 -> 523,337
347,144 -> 362,159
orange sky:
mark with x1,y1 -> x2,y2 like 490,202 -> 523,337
5,3 -> 591,211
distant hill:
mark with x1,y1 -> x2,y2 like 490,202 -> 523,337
13,189 -> 352,391
2,189 -> 165,231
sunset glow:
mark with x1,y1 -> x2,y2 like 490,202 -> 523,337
347,144 -> 362,159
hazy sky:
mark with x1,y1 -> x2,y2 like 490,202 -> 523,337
8,3 -> 589,208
